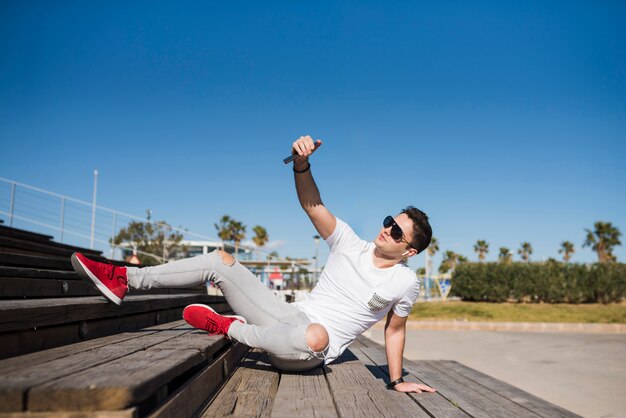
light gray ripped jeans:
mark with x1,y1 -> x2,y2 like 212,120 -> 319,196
126,250 -> 328,371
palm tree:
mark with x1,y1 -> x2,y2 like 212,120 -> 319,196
583,222 -> 622,263
473,240 -> 489,261
559,241 -> 575,262
252,225 -> 269,259
439,251 -> 467,274
214,215 -> 246,256
518,242 -> 533,262
229,220 -> 246,256
214,215 -> 232,246
427,237 -> 439,257
498,247 -> 512,264
425,237 -> 439,277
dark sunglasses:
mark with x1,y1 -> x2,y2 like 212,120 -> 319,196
383,215 -> 413,248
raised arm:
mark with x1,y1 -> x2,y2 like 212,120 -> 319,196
291,135 -> 336,240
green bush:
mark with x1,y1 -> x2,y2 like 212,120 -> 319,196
451,262 -> 626,303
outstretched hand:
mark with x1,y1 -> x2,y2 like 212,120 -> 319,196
393,381 -> 437,394
291,135 -> 322,159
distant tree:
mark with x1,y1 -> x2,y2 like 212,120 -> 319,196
559,241 -> 575,263
214,215 -> 247,256
415,267 -> 426,276
229,220 -> 247,256
518,242 -> 533,262
583,222 -> 622,263
498,247 -> 512,264
439,251 -> 467,274
214,215 -> 232,244
427,237 -> 439,257
252,225 -> 269,259
112,220 -> 186,266
473,240 -> 489,261
268,251 -> 279,260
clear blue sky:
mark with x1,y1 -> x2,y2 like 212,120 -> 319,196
1,0 -> 625,269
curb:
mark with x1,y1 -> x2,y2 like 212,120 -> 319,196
372,320 -> 626,334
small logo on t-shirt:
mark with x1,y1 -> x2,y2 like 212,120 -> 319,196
367,293 -> 391,311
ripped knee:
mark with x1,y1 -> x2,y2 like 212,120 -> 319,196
217,250 -> 235,266
306,323 -> 329,353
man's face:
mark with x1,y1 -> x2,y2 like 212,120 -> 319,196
374,213 -> 415,256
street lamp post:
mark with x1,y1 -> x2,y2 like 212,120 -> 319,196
313,235 -> 320,286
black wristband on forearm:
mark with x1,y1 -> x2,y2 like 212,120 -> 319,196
386,377 -> 404,389
293,162 -> 311,174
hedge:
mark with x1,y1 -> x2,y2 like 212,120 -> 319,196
451,261 -> 626,303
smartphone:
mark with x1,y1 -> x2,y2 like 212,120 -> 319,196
283,141 -> 322,164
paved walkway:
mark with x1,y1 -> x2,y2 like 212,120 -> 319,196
363,326 -> 626,418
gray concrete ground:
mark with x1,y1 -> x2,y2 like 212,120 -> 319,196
363,328 -> 626,418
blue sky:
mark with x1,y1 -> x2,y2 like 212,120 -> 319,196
1,0 -> 625,269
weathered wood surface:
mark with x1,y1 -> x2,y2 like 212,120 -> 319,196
149,342 -> 249,418
0,276 -> 206,299
324,350 -> 412,418
0,266 -> 80,280
0,321 -> 190,411
428,360 -> 581,418
200,351 -> 280,418
0,276 -> 99,298
0,225 -> 102,256
0,252 -> 73,271
354,336 -> 581,418
350,339 -> 449,418
2,325 -> 241,413
271,365 -> 337,418
0,294 -> 227,332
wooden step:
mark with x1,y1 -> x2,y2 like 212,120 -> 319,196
351,336 -> 582,418
0,225 -> 55,244
0,294 -> 229,359
0,319 -> 249,415
0,266 -> 80,280
0,252 -> 73,270
0,294 -> 225,333
0,236 -> 102,258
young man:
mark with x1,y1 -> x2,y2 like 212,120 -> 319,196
71,135 -> 436,394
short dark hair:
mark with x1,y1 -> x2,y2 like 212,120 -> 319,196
401,206 -> 432,254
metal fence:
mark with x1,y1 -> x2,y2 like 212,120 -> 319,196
0,177 -> 238,263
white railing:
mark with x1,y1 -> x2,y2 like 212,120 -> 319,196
0,177 -> 259,263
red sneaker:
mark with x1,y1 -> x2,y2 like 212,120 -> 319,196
183,304 -> 246,337
71,252 -> 128,305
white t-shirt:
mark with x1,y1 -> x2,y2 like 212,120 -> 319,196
293,218 -> 420,364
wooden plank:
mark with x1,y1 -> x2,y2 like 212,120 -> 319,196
29,349 -> 202,411
397,355 -> 542,418
0,294 -> 227,332
149,343 -> 249,418
430,360 -> 582,418
0,277 -> 205,299
0,253 -> 72,271
0,304 -> 229,360
0,322 -> 194,411
349,341 -> 452,418
271,366 -> 338,418
0,266 -> 80,280
0,277 -> 99,298
0,408 -> 136,417
323,349 -> 410,417
0,236 -> 101,258
0,226 -> 54,243
200,351 -> 280,418
0,321 -> 188,374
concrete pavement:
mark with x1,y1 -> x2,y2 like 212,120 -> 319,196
363,328 -> 626,418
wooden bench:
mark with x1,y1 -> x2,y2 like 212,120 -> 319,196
0,225 -> 581,417
199,336 -> 581,418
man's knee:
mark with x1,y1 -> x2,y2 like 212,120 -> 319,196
306,323 -> 329,352
216,250 -> 235,266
